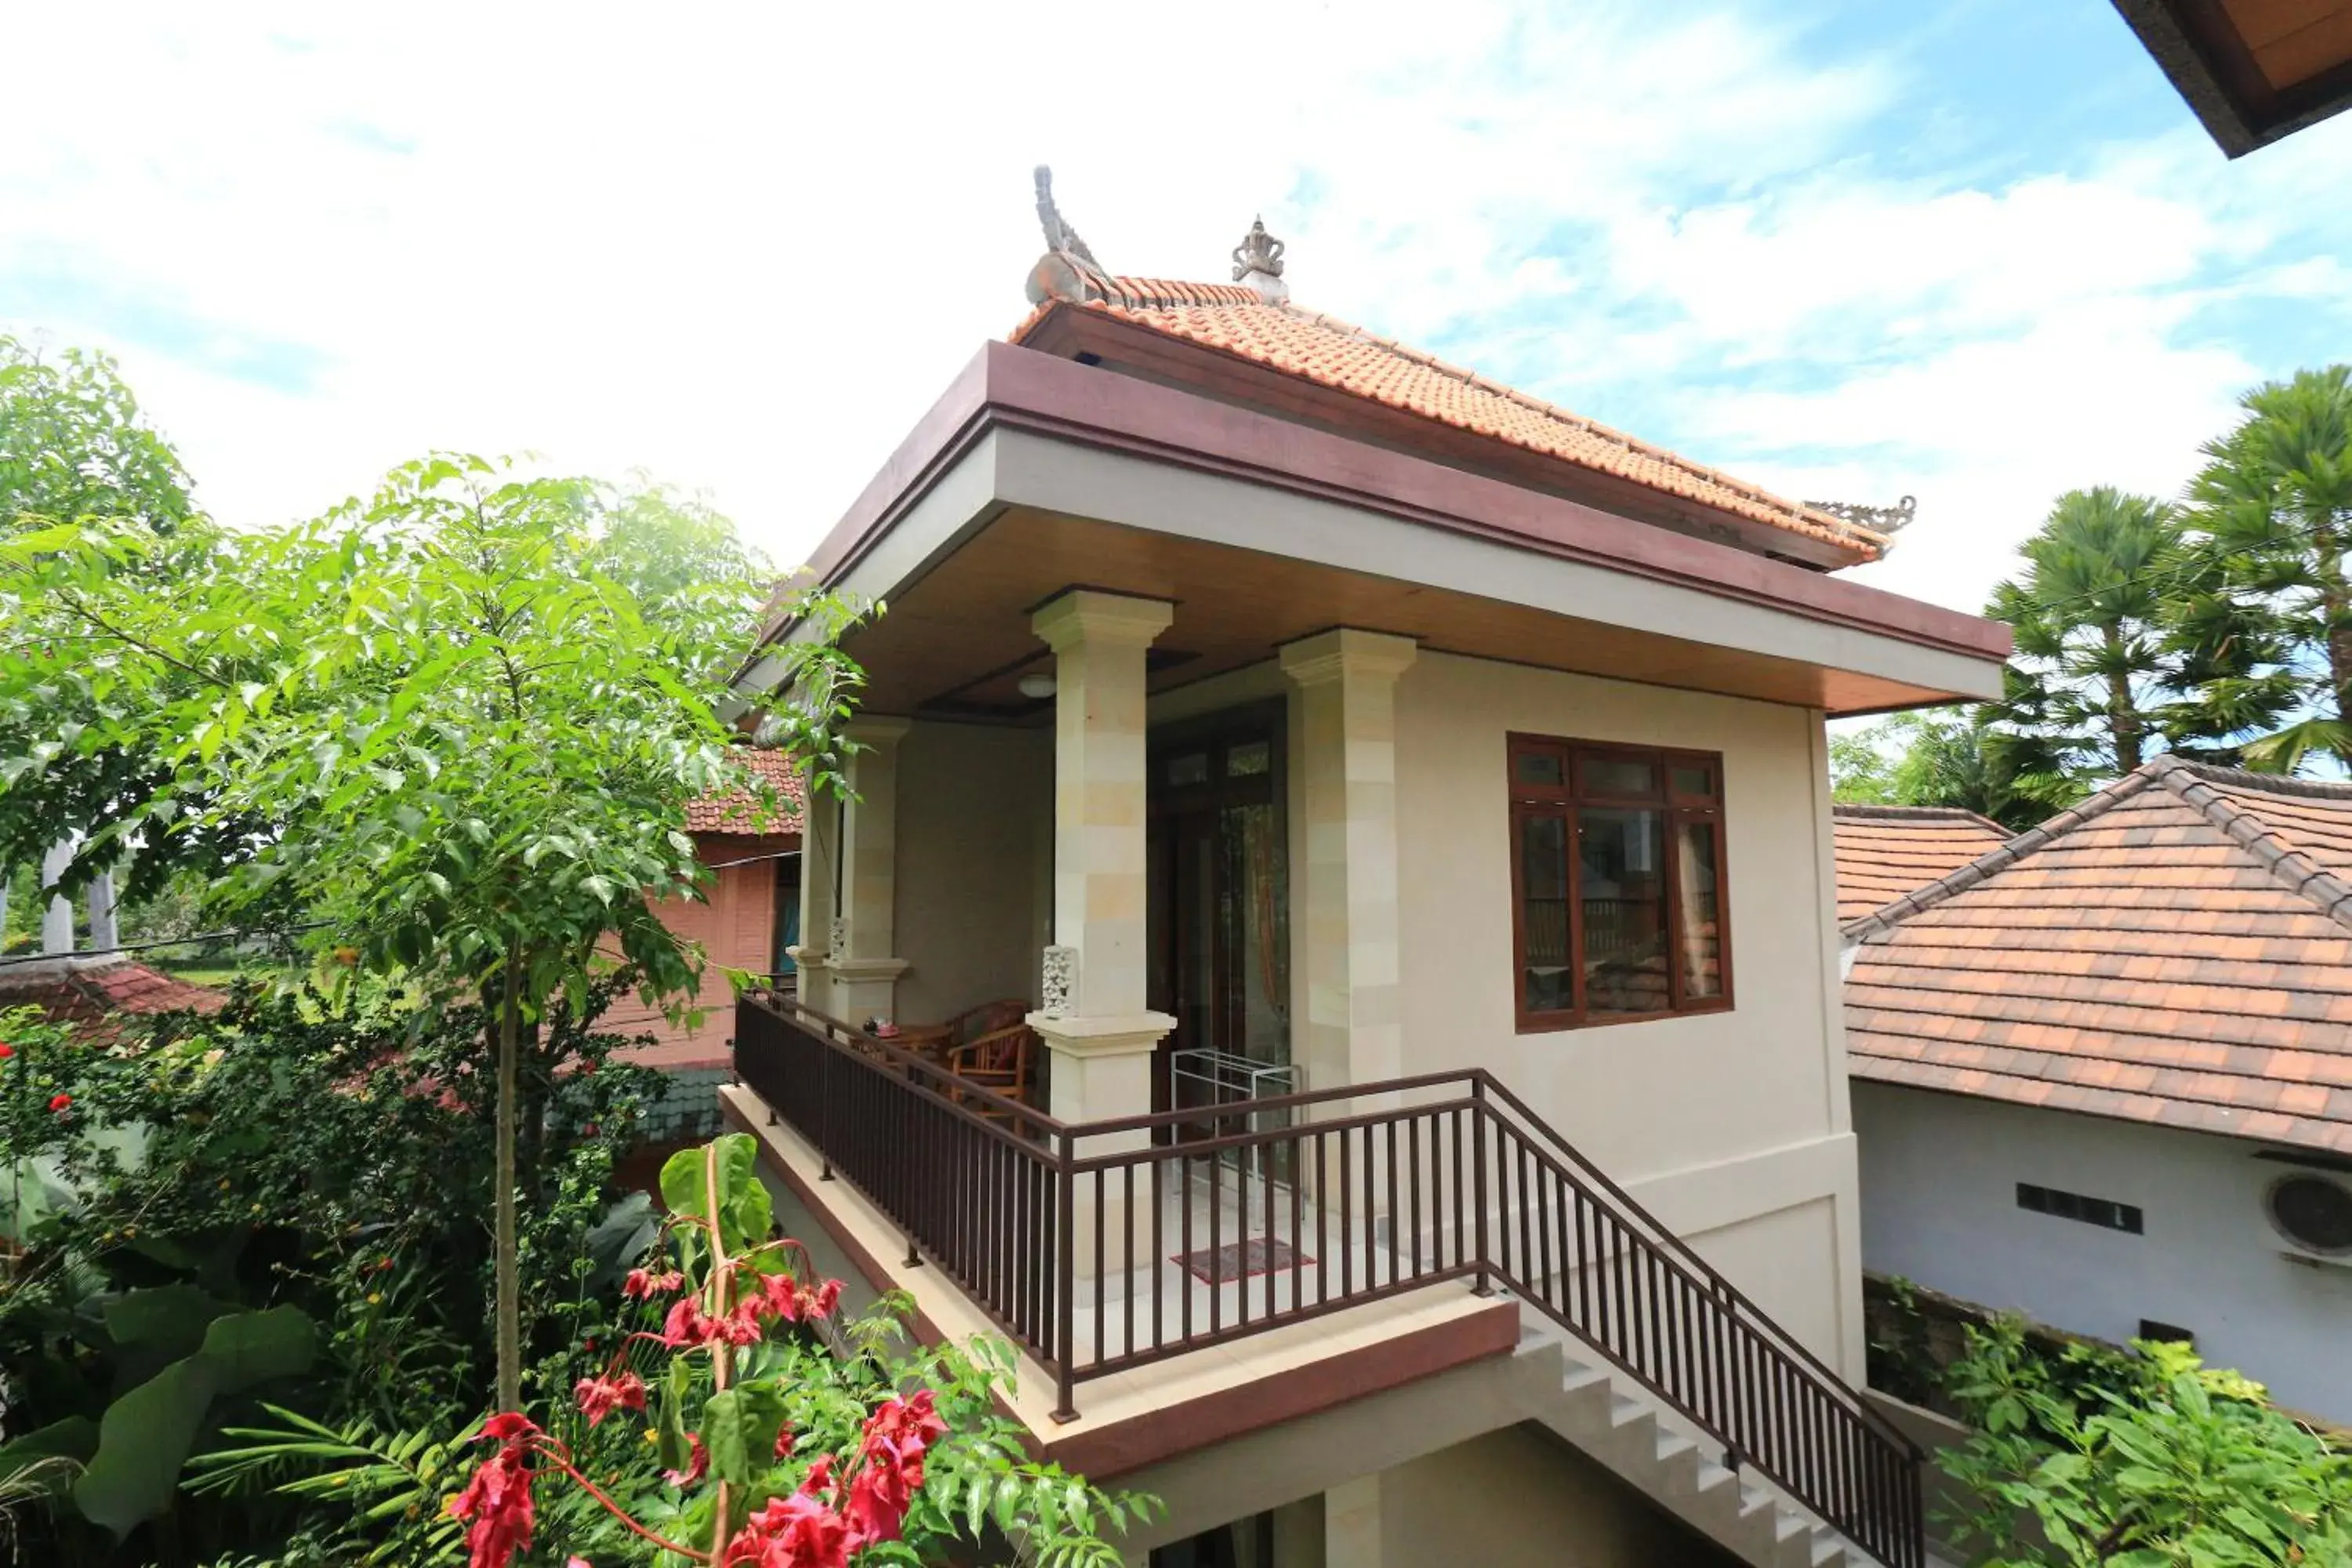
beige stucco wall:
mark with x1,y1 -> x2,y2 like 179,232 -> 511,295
1390,650 -> 1862,1373
890,718 -> 1052,1025
1353,1424 -> 1739,1568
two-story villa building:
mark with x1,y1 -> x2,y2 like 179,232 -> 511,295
717,173 -> 2010,1568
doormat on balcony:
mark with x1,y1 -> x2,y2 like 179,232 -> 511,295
1174,1237 -> 1312,1285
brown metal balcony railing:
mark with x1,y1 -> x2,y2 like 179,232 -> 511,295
733,993 -> 1924,1568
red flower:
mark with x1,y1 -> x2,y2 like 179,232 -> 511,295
448,1415 -> 543,1568
759,1270 -> 844,1325
724,1487 -> 852,1568
774,1421 -> 797,1460
0,1042 -> 14,1059
623,1266 -> 685,1300
48,1093 -> 71,1114
572,1369 -> 647,1427
657,1296 -> 713,1348
841,1391 -> 944,1547
663,1433 -> 708,1489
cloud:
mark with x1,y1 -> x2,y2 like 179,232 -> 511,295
2,0 -> 2347,615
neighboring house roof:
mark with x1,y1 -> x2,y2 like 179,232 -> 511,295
1009,274 -> 1889,567
1831,804 -> 2011,924
686,748 -> 804,837
0,959 -> 223,1042
1843,755 -> 2352,1156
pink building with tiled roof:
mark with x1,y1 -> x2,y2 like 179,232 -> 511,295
1836,757 -> 2352,1422
613,750 -> 802,1073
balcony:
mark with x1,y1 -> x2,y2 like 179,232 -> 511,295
729,990 -> 1926,1568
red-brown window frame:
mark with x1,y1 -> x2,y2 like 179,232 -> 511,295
1507,733 -> 1734,1033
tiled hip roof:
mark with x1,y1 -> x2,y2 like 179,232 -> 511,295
1008,281 -> 1887,564
1844,757 -> 2352,1156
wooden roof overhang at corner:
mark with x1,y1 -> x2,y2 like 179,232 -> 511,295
749,338 -> 2011,724
2114,0 -> 2352,154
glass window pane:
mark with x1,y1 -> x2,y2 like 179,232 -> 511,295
1167,752 -> 1210,787
1515,749 -> 1565,788
1670,762 -> 1716,800
1675,817 -> 1724,1001
1582,754 -> 1658,797
1579,808 -> 1668,1016
1519,814 -> 1572,1014
1226,739 -> 1272,778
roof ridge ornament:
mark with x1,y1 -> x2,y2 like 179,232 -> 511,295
1232,216 -> 1288,304
1033,165 -> 1101,270
1802,494 -> 1916,539
1026,165 -> 1112,308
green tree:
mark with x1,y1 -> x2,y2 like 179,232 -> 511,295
0,454 -> 868,1413
1983,487 -> 2273,808
2184,365 -> 2352,774
1830,708 -> 2039,831
0,337 -> 215,905
1938,1319 -> 2352,1566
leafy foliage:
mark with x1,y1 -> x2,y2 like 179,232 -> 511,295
1984,487 -> 2285,808
208,1133 -> 1157,1567
0,986 -> 662,1566
1830,709 -> 2042,831
1936,1316 -> 2352,1566
2183,365 -> 2352,774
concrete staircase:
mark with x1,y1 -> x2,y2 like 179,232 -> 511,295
1509,1317 -> 1878,1568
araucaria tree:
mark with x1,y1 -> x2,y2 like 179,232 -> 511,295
0,454 -> 866,1412
2185,364 -> 2352,773
1984,486 -> 2278,810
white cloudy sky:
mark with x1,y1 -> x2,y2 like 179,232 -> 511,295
4,1 -> 2349,613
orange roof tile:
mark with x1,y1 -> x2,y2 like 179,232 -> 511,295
1845,757 -> 2352,1154
1009,270 -> 1888,564
1831,804 -> 2010,923
0,959 -> 223,1044
686,749 -> 804,837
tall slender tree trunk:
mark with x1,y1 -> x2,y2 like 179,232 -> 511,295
2321,521 -> 2352,770
2103,623 -> 2143,773
495,942 -> 522,1414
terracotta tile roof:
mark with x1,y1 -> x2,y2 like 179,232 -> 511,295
686,749 -> 804,837
1843,756 -> 2352,1155
1832,804 -> 2011,924
0,959 -> 223,1044
1009,273 -> 1888,564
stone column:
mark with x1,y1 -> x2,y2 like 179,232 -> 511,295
789,791 -> 842,1018
87,867 -> 119,954
1025,591 -> 1178,1122
1280,630 -> 1417,1096
1027,593 -> 1176,1283
829,715 -> 912,1025
39,839 -> 75,956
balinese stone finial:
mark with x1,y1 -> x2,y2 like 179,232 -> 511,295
1232,216 -> 1287,303
1033,165 -> 1100,270
1028,165 -> 1108,307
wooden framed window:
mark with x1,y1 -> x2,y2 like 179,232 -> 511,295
1508,734 -> 1732,1031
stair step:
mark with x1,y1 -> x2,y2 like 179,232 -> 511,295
1810,1534 -> 1848,1566
1655,1431 -> 1697,1464
1608,1395 -> 1653,1430
1693,1459 -> 1737,1494
1559,1362 -> 1613,1396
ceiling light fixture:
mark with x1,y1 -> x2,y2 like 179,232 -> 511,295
1016,673 -> 1058,700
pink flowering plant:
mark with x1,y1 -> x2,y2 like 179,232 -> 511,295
441,1133 -> 1153,1567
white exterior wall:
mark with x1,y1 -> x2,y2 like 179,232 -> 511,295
1854,1080 -> 2352,1424
1391,651 -> 1864,1374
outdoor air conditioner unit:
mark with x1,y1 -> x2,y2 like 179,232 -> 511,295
2263,1169 -> 2352,1268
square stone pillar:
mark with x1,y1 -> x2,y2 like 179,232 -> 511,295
1280,630 -> 1418,1094
831,715 -> 912,1025
40,839 -> 75,957
788,790 -> 841,1018
1027,591 -> 1177,1281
